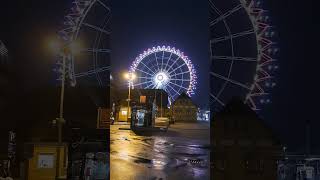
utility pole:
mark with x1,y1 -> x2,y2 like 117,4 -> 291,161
56,48 -> 68,180
127,81 -> 131,122
124,72 -> 136,123
160,90 -> 163,117
47,38 -> 81,179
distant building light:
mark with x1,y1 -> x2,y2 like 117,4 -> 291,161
197,110 -> 210,121
121,110 -> 127,116
140,95 -> 146,104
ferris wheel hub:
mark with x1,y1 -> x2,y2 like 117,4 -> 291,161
154,71 -> 170,88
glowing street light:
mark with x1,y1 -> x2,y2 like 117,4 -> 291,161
123,72 -> 136,122
124,72 -> 136,81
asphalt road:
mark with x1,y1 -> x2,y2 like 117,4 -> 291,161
110,122 -> 210,180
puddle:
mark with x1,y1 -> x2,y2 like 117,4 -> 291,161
173,152 -> 207,157
151,159 -> 167,170
130,155 -> 152,164
187,144 -> 210,149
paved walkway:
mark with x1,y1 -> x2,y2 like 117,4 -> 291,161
110,121 -> 210,180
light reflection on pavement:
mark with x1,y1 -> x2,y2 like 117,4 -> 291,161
110,122 -> 210,180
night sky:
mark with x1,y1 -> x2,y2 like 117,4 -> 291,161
0,0 -> 317,152
110,0 -> 210,108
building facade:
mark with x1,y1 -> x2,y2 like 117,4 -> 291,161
112,89 -> 169,122
211,98 -> 283,180
171,93 -> 198,122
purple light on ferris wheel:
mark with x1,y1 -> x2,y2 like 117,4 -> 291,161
130,46 -> 197,101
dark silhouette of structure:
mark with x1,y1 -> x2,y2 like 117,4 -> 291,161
171,92 -> 198,122
211,98 -> 283,180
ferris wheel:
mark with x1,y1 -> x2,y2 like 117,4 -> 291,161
209,0 -> 279,112
58,0 -> 111,87
130,46 -> 197,103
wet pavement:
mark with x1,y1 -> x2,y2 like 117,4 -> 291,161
110,122 -> 210,180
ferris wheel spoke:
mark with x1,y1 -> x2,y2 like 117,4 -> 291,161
210,29 -> 255,44
210,4 -> 242,27
137,76 -> 153,82
167,83 -> 180,97
210,93 -> 225,106
137,76 -> 152,79
135,67 -> 154,76
168,63 -> 187,76
169,81 -> 189,91
160,51 -> 165,71
154,52 -> 160,71
97,0 -> 111,12
134,80 -> 153,87
170,79 -> 190,82
140,61 -> 156,74
167,56 -> 181,73
213,55 -> 257,62
82,23 -> 111,35
145,82 -> 155,89
210,72 -> 251,90
74,66 -> 110,78
208,0 -> 215,11
163,52 -> 173,71
172,71 -> 190,77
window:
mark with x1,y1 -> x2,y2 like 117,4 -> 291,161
140,96 -> 146,103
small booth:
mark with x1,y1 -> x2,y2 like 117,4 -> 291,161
130,105 -> 153,129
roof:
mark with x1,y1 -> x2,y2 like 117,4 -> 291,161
172,92 -> 197,106
176,92 -> 191,100
213,97 -> 282,145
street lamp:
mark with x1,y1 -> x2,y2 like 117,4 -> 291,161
123,72 -> 136,122
47,37 -> 82,179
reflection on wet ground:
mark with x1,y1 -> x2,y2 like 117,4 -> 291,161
110,123 -> 210,180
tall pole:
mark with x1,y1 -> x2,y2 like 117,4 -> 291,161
56,50 -> 66,179
59,53 -> 66,144
127,81 -> 131,122
160,90 -> 163,117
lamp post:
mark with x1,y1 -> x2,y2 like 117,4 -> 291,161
124,72 -> 136,122
48,38 -> 82,179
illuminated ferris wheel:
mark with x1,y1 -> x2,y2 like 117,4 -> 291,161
209,0 -> 279,112
130,46 -> 197,102
58,0 -> 111,86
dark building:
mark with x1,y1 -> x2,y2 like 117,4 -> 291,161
112,88 -> 168,121
171,93 -> 198,122
112,88 -> 168,107
211,98 -> 283,180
